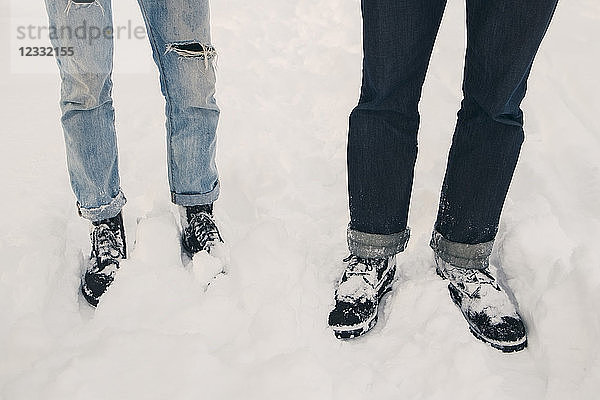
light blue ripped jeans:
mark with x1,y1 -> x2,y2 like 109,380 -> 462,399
45,0 -> 220,221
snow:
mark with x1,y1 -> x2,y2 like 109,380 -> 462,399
337,274 -> 375,302
1,0 -> 599,399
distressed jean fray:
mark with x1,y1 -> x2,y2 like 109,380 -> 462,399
347,0 -> 558,264
44,0 -> 220,221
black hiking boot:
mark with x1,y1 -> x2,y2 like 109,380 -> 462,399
329,255 -> 397,339
81,212 -> 127,307
434,255 -> 527,352
180,204 -> 223,255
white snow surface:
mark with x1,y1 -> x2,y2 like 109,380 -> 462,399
1,1 -> 599,399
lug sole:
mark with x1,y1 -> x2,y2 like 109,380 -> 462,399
469,327 -> 527,353
333,314 -> 379,339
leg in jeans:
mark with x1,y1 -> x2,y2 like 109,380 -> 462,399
45,0 -> 126,221
347,0 -> 447,258
431,0 -> 559,268
137,0 -> 220,207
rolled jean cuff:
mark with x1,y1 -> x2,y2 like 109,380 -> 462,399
171,180 -> 220,207
429,230 -> 493,269
78,190 -> 127,221
347,226 -> 410,258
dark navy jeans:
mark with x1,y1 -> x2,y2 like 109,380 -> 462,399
347,0 -> 558,266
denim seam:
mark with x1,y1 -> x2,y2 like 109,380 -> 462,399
137,0 -> 176,192
347,227 -> 410,258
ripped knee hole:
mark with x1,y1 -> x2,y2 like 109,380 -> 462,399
165,42 -> 217,60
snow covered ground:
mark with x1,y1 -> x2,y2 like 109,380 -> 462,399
1,0 -> 599,399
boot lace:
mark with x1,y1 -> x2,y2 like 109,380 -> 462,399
444,262 -> 501,299
343,255 -> 380,277
344,254 -> 389,286
91,224 -> 124,273
336,255 -> 386,302
187,211 -> 222,249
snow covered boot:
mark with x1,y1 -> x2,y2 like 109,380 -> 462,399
434,255 -> 527,352
329,254 -> 397,339
81,212 -> 127,307
180,204 -> 223,255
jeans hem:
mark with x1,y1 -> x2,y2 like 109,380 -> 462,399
429,230 -> 493,269
347,226 -> 410,258
171,181 -> 220,206
78,190 -> 127,221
